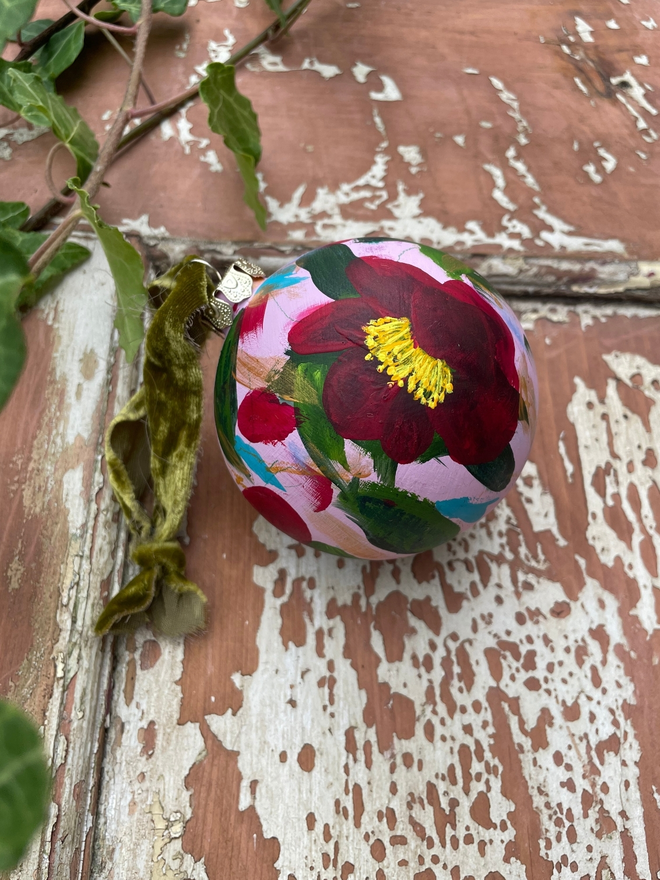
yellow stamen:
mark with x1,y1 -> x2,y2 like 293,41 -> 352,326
363,316 -> 454,409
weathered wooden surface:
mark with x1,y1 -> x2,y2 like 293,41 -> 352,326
2,1 -> 660,878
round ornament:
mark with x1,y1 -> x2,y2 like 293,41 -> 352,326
215,238 -> 538,559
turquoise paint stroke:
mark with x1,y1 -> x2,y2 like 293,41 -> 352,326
234,436 -> 286,490
435,496 -> 498,523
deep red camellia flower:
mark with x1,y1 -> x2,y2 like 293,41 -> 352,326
288,256 -> 520,466
238,389 -> 297,444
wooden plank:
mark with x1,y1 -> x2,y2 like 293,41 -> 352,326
2,0 -> 658,258
90,299 -> 660,879
0,240 -> 136,880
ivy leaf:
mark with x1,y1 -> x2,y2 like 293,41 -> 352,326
262,0 -> 285,25
8,70 -> 98,180
0,201 -> 30,229
0,59 -> 34,114
0,700 -> 50,871
35,21 -> 85,81
69,180 -> 147,361
0,238 -> 29,412
199,62 -> 267,230
19,17 -> 53,42
93,9 -> 124,22
111,0 -> 187,21
0,0 -> 38,51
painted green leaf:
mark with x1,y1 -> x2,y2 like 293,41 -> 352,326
353,439 -> 397,487
0,700 -> 50,871
296,243 -> 360,301
337,480 -> 460,555
35,21 -> 85,81
0,238 -> 29,412
306,540 -> 355,558
214,310 -> 250,476
419,244 -> 496,294
0,201 -> 30,229
19,18 -> 54,42
69,180 -> 146,361
199,62 -> 266,230
465,443 -> 515,492
0,59 -> 34,114
418,432 -> 449,463
8,70 -> 98,180
263,0 -> 285,24
111,0 -> 187,20
0,0 -> 37,50
293,361 -> 349,488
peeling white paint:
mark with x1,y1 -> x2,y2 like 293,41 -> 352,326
452,134 -> 466,148
479,120 -> 493,129
505,145 -> 540,191
396,145 -> 425,174
351,61 -> 375,84
558,431 -> 575,483
531,199 -> 626,254
582,162 -> 603,184
641,17 -> 657,30
200,149 -> 223,173
489,77 -> 531,145
174,31 -> 190,58
247,46 -> 341,79
606,19 -> 620,29
595,143 -> 617,174
119,214 -> 169,245
62,465 -> 86,536
369,74 -> 402,102
300,58 -> 342,80
575,16 -> 595,42
634,55 -> 650,66
462,67 -> 480,75
483,163 -> 518,211
574,76 -> 590,97
518,460 -> 567,546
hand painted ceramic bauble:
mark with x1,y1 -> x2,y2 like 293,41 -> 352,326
215,238 -> 538,559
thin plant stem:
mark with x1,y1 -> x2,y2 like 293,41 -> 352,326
28,0 -> 153,277
45,143 -> 76,204
23,0 -> 312,232
102,29 -> 157,104
14,0 -> 101,62
61,0 -> 138,34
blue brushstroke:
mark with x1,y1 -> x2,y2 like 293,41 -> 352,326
435,496 -> 498,523
234,436 -> 286,490
257,265 -> 304,295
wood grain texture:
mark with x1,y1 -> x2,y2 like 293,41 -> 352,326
87,299 -> 660,880
1,0 -> 658,258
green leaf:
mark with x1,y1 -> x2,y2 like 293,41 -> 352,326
263,0 -> 285,24
306,540 -> 356,558
19,242 -> 91,310
199,62 -> 267,230
0,0 -> 37,51
214,310 -> 250,476
8,70 -> 98,180
0,700 -> 50,871
296,243 -> 360,300
419,244 -> 496,294
0,238 -> 29,412
93,8 -> 124,22
0,225 -> 47,258
0,201 -> 30,229
465,443 -> 515,492
418,432 -> 449,463
19,17 -> 53,41
69,180 -> 146,361
111,0 -> 187,21
0,59 -> 34,114
352,439 -> 397,487
293,361 -> 349,488
337,480 -> 460,555
35,21 -> 85,81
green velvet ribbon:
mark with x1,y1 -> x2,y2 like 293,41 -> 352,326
95,258 -> 216,637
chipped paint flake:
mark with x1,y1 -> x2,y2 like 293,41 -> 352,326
641,17 -> 657,30
582,161 -> 603,184
606,19 -> 620,29
574,76 -> 590,97
558,431 -> 575,482
300,58 -> 342,79
489,76 -> 532,145
452,133 -> 466,147
574,16 -> 595,42
369,74 -> 402,102
463,67 -> 480,74
396,144 -> 425,174
351,61 -> 375,84
595,143 -> 617,174
200,149 -> 223,173
634,55 -> 650,66
505,144 -> 540,191
483,163 -> 518,211
531,198 -> 626,253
